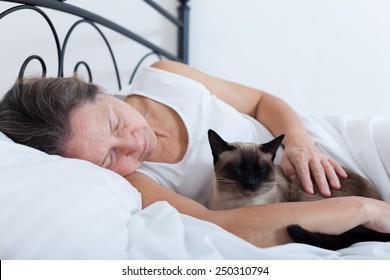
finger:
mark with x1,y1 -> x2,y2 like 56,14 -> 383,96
309,159 -> 331,197
287,151 -> 314,194
322,159 -> 341,190
280,155 -> 296,179
329,159 -> 348,178
294,161 -> 314,195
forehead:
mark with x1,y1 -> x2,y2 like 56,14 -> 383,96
63,95 -> 110,164
70,95 -> 108,131
70,94 -> 128,131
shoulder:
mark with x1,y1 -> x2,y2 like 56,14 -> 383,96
150,60 -> 215,87
150,60 -> 191,73
150,61 -> 232,99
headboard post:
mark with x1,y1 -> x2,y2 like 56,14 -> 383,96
178,0 -> 190,64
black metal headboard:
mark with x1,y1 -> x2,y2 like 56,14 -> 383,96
0,0 -> 190,90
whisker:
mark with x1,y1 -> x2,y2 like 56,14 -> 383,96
215,177 -> 237,185
276,182 -> 293,188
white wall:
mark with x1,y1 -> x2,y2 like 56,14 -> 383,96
1,0 -> 390,119
190,0 -> 390,119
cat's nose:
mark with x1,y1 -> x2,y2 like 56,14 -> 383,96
244,178 -> 259,191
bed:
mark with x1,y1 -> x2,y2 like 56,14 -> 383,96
1,0 -> 390,260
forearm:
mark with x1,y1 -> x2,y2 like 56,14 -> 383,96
208,197 -> 367,248
151,60 -> 311,146
256,93 -> 313,148
129,171 -> 366,247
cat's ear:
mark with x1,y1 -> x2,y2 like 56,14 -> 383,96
260,134 -> 285,161
208,129 -> 234,164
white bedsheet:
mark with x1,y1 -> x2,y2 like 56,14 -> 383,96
127,201 -> 390,259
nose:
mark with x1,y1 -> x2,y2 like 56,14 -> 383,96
242,175 -> 260,192
116,132 -> 143,158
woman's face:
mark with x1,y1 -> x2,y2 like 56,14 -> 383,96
64,94 -> 157,176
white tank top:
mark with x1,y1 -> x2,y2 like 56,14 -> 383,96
129,66 -> 278,205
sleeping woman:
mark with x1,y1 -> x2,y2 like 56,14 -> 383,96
1,60 -> 390,248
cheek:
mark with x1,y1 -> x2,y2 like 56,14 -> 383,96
113,157 -> 142,177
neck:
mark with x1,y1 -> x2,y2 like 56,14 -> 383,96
148,129 -> 180,164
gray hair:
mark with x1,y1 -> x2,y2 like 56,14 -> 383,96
0,76 -> 101,155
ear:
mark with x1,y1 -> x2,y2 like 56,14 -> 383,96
208,129 -> 234,165
260,134 -> 285,161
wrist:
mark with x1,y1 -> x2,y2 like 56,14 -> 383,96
359,197 -> 380,230
282,130 -> 315,150
353,196 -> 373,227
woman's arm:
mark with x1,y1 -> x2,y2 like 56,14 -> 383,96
127,172 -> 390,248
150,60 -> 347,197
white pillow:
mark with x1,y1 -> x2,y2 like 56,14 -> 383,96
111,83 -> 133,99
0,132 -> 141,259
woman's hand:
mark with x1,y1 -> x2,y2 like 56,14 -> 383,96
280,138 -> 348,197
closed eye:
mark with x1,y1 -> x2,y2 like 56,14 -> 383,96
113,113 -> 122,136
102,149 -> 113,169
257,165 -> 271,178
225,162 -> 242,177
102,149 -> 117,170
115,113 -> 120,130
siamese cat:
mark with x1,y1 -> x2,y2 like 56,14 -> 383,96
207,129 -> 390,250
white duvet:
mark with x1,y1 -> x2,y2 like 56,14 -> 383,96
1,113 -> 390,259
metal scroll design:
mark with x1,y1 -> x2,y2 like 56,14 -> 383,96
0,4 -> 61,78
61,18 -> 121,88
0,4 -> 122,88
0,0 -> 190,90
129,51 -> 162,84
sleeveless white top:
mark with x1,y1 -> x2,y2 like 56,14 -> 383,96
129,66 -> 279,205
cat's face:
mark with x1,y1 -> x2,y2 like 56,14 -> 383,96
208,129 -> 284,197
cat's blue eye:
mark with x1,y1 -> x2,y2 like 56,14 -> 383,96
258,166 -> 270,177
